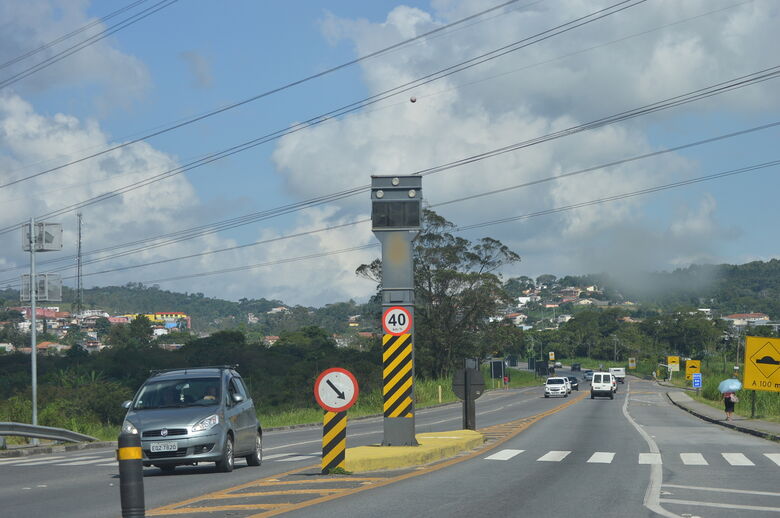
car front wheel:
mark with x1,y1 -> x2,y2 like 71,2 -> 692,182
216,435 -> 234,473
246,433 -> 262,466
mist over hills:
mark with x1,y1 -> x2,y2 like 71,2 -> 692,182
2,259 -> 779,333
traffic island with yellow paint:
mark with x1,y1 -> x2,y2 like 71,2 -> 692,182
345,429 -> 483,473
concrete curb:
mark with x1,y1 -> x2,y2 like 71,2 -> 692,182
345,429 -> 484,473
0,440 -> 116,458
665,391 -> 780,443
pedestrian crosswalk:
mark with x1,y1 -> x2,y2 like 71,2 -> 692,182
0,451 -> 323,469
485,449 -> 780,467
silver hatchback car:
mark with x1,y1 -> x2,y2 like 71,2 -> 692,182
121,366 -> 262,473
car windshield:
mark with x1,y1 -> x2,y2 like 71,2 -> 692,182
547,379 -> 564,384
133,378 -> 221,409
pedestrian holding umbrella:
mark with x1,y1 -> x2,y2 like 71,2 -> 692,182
719,377 -> 742,421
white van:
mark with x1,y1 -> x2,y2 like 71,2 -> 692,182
591,372 -> 614,400
609,367 -> 626,384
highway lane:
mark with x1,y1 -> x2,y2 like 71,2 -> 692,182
0,372 -> 567,518
280,377 -> 780,518
628,379 -> 780,517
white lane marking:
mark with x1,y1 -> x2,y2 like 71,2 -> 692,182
485,449 -> 524,461
264,430 -> 382,451
622,380 -> 679,518
10,455 -> 105,466
764,453 -> 780,466
680,453 -> 708,466
276,455 -> 316,462
663,484 -> 780,497
659,498 -> 780,513
262,453 -> 296,460
587,452 -> 615,464
537,450 -> 570,462
722,453 -> 754,466
96,463 -> 118,467
0,456 -> 66,465
638,453 -> 662,465
56,457 -> 117,466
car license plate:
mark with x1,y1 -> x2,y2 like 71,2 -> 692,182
150,441 -> 178,453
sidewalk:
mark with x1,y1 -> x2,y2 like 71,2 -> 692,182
665,389 -> 780,443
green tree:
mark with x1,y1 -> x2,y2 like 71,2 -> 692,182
357,210 -> 521,378
94,317 -> 111,338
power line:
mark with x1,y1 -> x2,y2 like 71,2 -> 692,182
7,125 -> 778,287
0,0 -> 536,188
0,0 -> 750,271
0,0 -> 150,71
38,157 -> 778,288
0,0 -> 676,233
3,107 -> 779,283
0,0 -> 178,90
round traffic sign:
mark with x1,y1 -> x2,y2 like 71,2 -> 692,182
314,368 -> 359,412
382,306 -> 412,335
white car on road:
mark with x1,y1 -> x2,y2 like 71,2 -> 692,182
544,377 -> 569,398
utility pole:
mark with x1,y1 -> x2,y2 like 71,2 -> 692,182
28,217 -> 38,437
22,220 -> 62,442
76,213 -> 83,316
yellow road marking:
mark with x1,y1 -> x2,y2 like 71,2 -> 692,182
149,391 -> 588,517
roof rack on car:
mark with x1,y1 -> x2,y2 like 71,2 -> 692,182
149,364 -> 239,375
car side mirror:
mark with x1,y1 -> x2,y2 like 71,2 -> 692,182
231,393 -> 244,404
122,400 -> 132,409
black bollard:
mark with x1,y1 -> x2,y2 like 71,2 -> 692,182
117,432 -> 145,517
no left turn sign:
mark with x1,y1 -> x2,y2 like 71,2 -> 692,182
383,306 -> 412,335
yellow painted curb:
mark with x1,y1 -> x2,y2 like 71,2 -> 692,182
345,429 -> 483,472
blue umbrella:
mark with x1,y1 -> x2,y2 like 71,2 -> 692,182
718,378 -> 742,393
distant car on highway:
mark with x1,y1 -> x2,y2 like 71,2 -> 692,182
583,370 -> 594,382
566,376 -> 579,391
121,365 -> 262,473
609,367 -> 626,384
554,361 -> 562,368
544,377 -> 569,398
590,372 -> 615,400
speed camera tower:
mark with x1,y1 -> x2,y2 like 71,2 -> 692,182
371,175 -> 421,446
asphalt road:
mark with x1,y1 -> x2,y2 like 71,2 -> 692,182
281,376 -> 780,518
0,371 -> 560,518
2,371 -> 778,517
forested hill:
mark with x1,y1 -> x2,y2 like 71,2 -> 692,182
563,259 -> 780,317
0,283 -> 376,334
2,258 -> 779,330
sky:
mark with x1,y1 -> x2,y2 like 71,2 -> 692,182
0,0 -> 779,307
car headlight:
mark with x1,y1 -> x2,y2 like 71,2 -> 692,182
192,414 -> 220,432
122,420 -> 138,434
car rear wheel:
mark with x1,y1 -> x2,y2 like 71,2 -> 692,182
216,435 -> 234,473
245,433 -> 262,466
544,394 -> 549,398
609,393 -> 614,400
590,392 -> 595,399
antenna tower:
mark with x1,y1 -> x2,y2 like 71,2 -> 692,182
76,213 -> 83,316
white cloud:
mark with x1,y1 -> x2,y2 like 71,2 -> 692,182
271,0 -> 777,294
0,0 -> 151,106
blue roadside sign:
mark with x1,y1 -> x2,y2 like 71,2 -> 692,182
692,373 -> 702,388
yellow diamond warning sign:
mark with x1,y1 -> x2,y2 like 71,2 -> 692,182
744,336 -> 780,393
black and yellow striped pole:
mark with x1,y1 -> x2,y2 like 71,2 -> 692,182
321,411 -> 347,474
117,432 -> 145,517
383,333 -> 414,418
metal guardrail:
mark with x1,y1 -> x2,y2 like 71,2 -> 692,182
0,422 -> 98,444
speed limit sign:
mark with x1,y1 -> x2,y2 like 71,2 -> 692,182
383,306 -> 412,335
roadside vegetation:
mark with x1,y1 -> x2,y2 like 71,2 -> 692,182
1,210 -> 778,441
